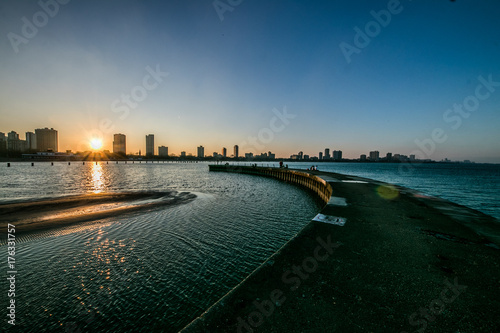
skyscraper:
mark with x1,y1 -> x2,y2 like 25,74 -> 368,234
197,145 -> 204,158
146,134 -> 154,157
319,152 -> 323,160
25,132 -> 36,150
159,146 -> 168,157
113,133 -> 126,155
234,145 -> 239,158
0,132 -> 6,151
333,150 -> 342,161
324,148 -> 331,160
35,128 -> 58,152
369,151 -> 379,161
222,147 -> 227,158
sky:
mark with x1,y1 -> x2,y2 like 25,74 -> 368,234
0,0 -> 499,162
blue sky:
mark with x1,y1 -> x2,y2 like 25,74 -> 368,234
1,0 -> 499,162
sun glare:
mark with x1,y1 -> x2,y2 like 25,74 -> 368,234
90,138 -> 103,150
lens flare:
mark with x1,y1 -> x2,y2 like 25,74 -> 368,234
376,185 -> 399,200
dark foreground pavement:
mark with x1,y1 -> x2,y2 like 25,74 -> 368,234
182,169 -> 499,333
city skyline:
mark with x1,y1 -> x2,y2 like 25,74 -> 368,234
1,1 -> 500,162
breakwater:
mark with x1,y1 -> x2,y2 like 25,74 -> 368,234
182,165 -> 500,332
209,165 -> 332,205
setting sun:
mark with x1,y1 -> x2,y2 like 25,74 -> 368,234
90,138 -> 103,150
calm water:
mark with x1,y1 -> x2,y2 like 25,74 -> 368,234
1,161 -> 499,332
0,162 -> 321,332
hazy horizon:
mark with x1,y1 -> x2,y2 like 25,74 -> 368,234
1,0 -> 499,163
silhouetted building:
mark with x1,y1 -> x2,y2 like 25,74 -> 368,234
197,145 -> 204,158
35,128 -> 58,152
298,151 -> 303,160
113,133 -> 126,155
245,152 -> 253,159
234,145 -> 239,158
410,154 -> 416,161
26,132 -> 36,150
319,152 -> 323,160
268,151 -> 275,159
360,154 -> 367,161
159,146 -> 168,157
369,151 -> 379,161
333,150 -> 342,161
222,147 -> 227,158
180,151 -> 186,158
146,134 -> 154,157
324,148 -> 330,160
0,132 -> 6,151
386,152 -> 392,161
7,131 -> 27,152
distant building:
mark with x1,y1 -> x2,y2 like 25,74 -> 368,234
180,151 -> 186,158
222,147 -> 227,158
35,128 -> 58,152
386,152 -> 392,161
234,145 -> 239,158
304,154 -> 309,160
319,152 -> 323,160
145,134 -> 155,157
245,152 -> 253,159
324,148 -> 331,160
360,154 -> 367,161
410,154 -> 416,161
7,131 -> 27,152
159,146 -> 168,157
26,132 -> 36,150
213,152 -> 219,158
0,132 -> 6,151
268,151 -> 276,159
113,133 -> 126,155
369,151 -> 379,161
333,150 -> 342,161
197,145 -> 204,158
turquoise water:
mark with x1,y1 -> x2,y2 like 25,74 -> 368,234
0,161 -> 498,332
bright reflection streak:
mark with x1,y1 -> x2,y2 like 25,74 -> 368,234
91,163 -> 105,193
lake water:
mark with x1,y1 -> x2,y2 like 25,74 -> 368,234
0,161 -> 498,332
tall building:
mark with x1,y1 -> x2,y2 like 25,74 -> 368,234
35,128 -> 58,152
0,132 -> 6,151
197,145 -> 204,158
234,145 -> 239,158
386,152 -> 392,161
360,154 -> 367,161
319,152 -> 323,160
25,132 -> 36,150
159,146 -> 168,157
324,148 -> 330,160
369,151 -> 379,161
7,131 -> 27,152
146,134 -> 154,157
180,151 -> 186,158
113,133 -> 126,155
333,150 -> 342,161
298,151 -> 303,160
222,147 -> 227,158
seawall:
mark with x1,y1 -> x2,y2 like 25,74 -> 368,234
181,165 -> 500,332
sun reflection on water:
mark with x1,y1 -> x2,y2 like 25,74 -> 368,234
90,163 -> 106,193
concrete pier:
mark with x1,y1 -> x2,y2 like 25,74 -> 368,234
182,165 -> 500,332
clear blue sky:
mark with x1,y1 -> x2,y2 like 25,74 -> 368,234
1,0 -> 499,162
